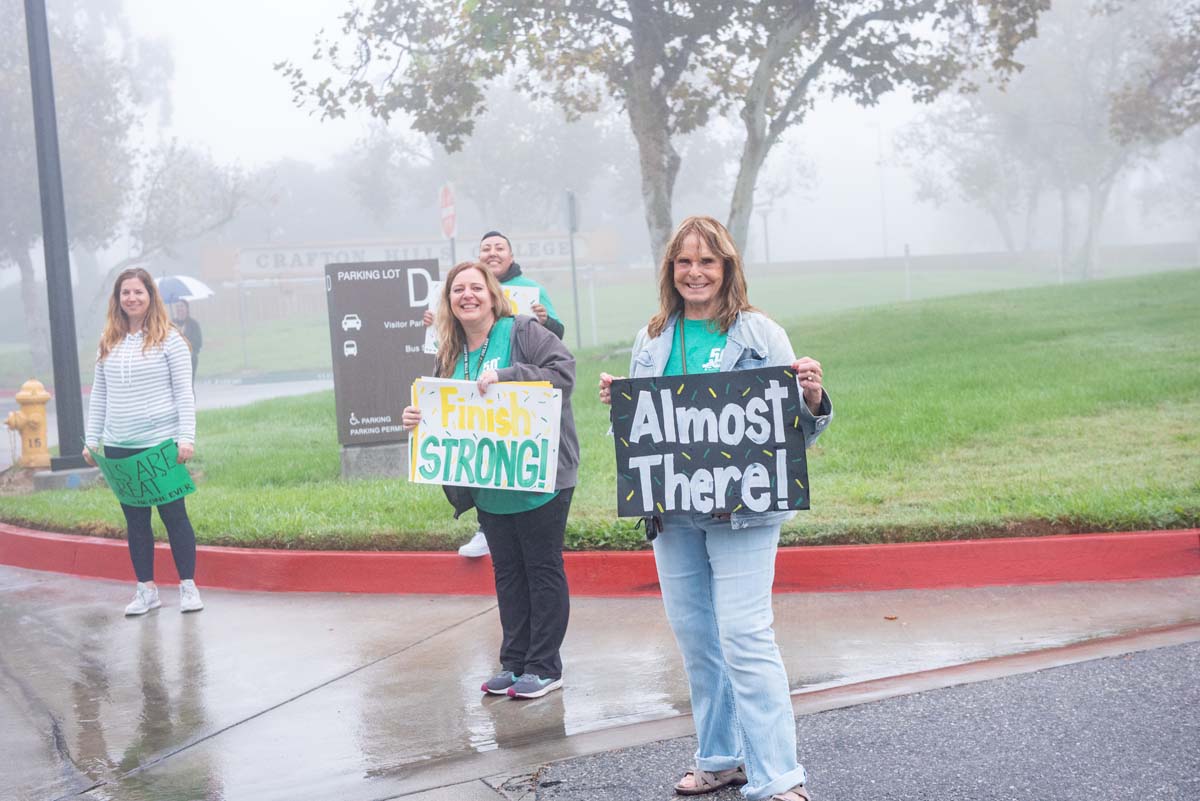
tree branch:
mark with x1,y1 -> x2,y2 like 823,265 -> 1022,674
764,0 -> 939,148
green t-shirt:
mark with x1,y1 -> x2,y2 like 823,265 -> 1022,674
450,316 -> 514,382
503,274 -> 561,323
664,318 -> 728,376
450,316 -> 558,515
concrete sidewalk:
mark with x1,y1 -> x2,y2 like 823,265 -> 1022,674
2,565 -> 1198,801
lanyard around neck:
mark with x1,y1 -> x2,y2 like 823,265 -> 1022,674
463,333 -> 491,381
676,317 -> 688,375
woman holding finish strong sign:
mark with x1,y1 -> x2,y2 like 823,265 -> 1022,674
599,217 -> 832,801
402,261 -> 579,700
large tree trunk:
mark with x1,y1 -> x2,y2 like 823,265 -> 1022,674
13,248 -> 51,378
1078,178 -> 1115,280
626,0 -> 681,267
985,202 -> 1017,253
1058,187 -> 1072,279
627,101 -> 679,267
727,132 -> 769,259
1022,187 -> 1040,253
725,6 -> 802,257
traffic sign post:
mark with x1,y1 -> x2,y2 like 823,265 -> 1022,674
439,183 -> 456,265
566,190 -> 582,350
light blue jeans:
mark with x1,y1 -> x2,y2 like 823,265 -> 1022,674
652,513 -> 805,800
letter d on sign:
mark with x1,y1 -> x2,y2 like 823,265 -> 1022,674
408,268 -> 434,307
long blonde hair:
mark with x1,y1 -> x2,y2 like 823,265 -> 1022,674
434,261 -> 512,378
97,268 -> 175,360
647,215 -> 757,338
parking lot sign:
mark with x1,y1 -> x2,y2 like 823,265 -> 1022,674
325,260 -> 439,445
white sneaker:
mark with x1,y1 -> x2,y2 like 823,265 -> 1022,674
458,530 -> 490,558
179,579 -> 204,612
124,582 -> 161,616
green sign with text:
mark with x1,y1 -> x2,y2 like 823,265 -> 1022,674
87,439 -> 196,507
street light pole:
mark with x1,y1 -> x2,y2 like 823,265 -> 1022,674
24,0 -> 86,470
566,190 -> 582,351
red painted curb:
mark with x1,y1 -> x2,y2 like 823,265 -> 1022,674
0,522 -> 1196,596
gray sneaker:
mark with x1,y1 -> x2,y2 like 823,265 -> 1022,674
124,583 -> 161,616
507,673 -> 563,699
481,670 -> 518,695
179,579 -> 204,612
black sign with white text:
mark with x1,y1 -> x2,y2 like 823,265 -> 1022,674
610,367 -> 810,517
326,260 -> 439,445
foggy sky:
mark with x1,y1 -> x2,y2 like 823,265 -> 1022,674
3,0 -> 1194,294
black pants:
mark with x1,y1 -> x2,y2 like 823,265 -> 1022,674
105,445 -> 197,583
476,487 -> 573,680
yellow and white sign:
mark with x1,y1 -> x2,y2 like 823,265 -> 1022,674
501,285 -> 539,316
409,378 -> 561,492
423,283 -> 541,354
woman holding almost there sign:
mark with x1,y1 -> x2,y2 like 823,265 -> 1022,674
599,217 -> 832,801
82,268 -> 203,617
402,261 -> 579,700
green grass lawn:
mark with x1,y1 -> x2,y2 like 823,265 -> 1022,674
196,315 -> 335,378
2,269 -> 1197,549
2,254 -> 1188,388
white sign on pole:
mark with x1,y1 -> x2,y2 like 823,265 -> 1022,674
423,281 -> 443,354
501,285 -> 539,316
439,184 -> 456,240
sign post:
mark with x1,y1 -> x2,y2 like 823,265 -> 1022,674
566,190 -> 582,351
439,183 -> 456,266
325,260 -> 439,479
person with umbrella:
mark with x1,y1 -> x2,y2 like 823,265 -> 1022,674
157,275 -> 212,384
170,299 -> 202,382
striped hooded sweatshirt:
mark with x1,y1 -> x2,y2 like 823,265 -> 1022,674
85,329 -> 196,448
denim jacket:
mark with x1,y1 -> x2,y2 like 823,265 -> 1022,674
628,311 -> 833,530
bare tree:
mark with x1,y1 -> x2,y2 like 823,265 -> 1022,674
91,143 -> 247,305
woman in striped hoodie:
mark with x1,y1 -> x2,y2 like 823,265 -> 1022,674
82,267 -> 203,616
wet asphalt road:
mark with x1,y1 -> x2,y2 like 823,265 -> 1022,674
535,641 -> 1200,801
2,567 -> 1197,800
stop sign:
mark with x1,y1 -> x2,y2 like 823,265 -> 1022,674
439,183 -> 456,239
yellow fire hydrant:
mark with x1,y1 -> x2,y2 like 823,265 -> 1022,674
5,379 -> 52,469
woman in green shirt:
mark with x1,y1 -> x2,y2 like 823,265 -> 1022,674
598,217 -> 832,801
402,261 -> 579,700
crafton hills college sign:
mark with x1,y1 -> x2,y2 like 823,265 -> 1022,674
238,236 -> 590,278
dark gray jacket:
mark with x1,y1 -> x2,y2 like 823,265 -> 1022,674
443,315 -> 579,517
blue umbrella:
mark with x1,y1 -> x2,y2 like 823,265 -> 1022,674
156,275 -> 214,303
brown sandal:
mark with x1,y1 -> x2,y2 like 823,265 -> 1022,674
674,765 -> 748,795
770,786 -> 811,801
